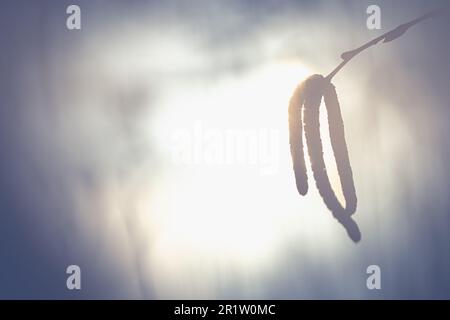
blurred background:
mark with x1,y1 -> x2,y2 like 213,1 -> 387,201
0,0 -> 450,299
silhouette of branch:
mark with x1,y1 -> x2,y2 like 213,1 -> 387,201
289,7 -> 448,242
326,7 -> 449,81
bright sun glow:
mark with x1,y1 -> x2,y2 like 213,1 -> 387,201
143,60 -> 351,296
77,28 -> 364,297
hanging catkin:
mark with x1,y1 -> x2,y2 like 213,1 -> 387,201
289,74 -> 360,241
288,81 -> 308,195
323,81 -> 357,215
287,8 -> 446,242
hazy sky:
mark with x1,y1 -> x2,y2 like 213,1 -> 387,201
1,0 -> 450,299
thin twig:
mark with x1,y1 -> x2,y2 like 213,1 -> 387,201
325,7 -> 448,81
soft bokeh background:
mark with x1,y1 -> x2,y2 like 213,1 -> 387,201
1,0 -> 450,299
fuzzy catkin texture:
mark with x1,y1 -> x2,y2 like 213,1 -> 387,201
323,81 -> 357,215
288,81 -> 308,195
303,75 -> 345,214
289,74 -> 360,242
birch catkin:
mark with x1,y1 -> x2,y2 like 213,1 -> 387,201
289,74 -> 360,241
302,75 -> 348,214
287,8 -> 447,242
288,81 -> 308,195
323,81 -> 357,215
